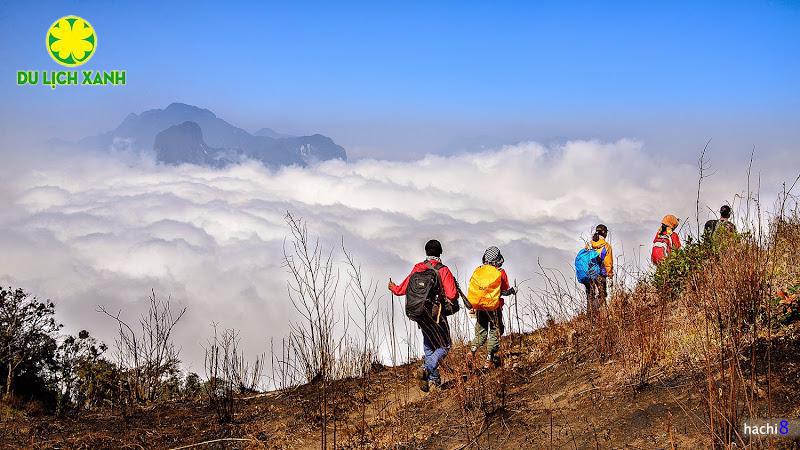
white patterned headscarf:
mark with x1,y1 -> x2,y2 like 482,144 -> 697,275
482,246 -> 504,267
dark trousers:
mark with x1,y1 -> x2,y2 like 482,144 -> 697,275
418,316 -> 451,382
585,275 -> 607,316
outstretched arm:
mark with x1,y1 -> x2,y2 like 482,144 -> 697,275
389,273 -> 411,296
500,270 -> 516,296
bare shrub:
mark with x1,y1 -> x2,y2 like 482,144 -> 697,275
98,289 -> 185,406
279,213 -> 396,446
269,337 -> 304,391
282,212 -> 343,448
342,240 -> 380,377
204,326 -> 264,423
282,212 -> 340,383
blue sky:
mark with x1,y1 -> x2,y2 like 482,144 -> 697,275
1,0 -> 798,157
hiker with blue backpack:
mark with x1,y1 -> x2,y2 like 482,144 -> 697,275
388,239 -> 459,392
575,224 -> 614,318
465,246 -> 517,370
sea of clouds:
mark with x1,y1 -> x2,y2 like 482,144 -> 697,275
0,139 -> 796,374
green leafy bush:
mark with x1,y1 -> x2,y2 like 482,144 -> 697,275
651,235 -> 716,297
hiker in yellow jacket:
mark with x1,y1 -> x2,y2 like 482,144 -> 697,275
587,224 -> 613,315
466,246 -> 516,369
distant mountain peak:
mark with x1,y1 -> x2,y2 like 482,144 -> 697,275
254,127 -> 294,139
153,121 -> 236,167
164,102 -> 216,117
75,103 -> 346,168
168,120 -> 202,134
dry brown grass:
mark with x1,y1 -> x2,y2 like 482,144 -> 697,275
572,213 -> 800,448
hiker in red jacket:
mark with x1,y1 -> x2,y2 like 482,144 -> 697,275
388,239 -> 458,391
651,214 -> 682,265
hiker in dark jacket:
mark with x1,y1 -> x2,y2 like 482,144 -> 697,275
704,204 -> 737,239
388,239 -> 458,391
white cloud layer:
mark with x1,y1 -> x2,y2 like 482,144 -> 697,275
0,140 -> 796,373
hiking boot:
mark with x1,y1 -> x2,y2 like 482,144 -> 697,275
491,355 -> 502,368
418,367 -> 430,393
429,378 -> 442,392
483,355 -> 502,370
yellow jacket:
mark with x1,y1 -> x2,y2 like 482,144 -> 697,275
589,237 -> 613,278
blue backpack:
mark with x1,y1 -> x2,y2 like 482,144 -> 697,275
575,247 -> 605,284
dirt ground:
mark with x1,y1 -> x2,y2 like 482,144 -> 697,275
2,328 -> 799,449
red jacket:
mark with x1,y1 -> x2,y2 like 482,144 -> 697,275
496,268 -> 512,308
390,259 -> 458,301
498,268 -> 511,291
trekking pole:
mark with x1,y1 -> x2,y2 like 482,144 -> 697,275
514,279 -> 520,348
456,284 -> 472,309
390,278 -> 396,366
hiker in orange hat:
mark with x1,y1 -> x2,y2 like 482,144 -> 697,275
651,214 -> 682,265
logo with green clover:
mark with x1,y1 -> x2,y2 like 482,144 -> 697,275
46,16 -> 96,67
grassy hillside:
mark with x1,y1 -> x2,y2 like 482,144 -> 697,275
3,212 -> 799,448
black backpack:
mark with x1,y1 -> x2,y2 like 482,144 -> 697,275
405,261 -> 443,323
